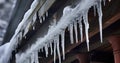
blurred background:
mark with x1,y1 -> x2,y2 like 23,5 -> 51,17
0,0 -> 16,44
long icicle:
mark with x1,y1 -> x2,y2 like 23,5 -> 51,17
69,23 -> 74,44
33,12 -> 37,23
50,42 -> 53,55
46,11 -> 48,17
42,15 -> 45,21
45,44 -> 48,57
96,0 -> 103,43
74,21 -> 78,43
61,30 -> 65,60
93,5 -> 96,16
31,53 -> 35,63
103,0 -> 106,6
83,10 -> 89,51
34,52 -> 39,63
39,18 -> 42,23
54,38 -> 57,63
56,35 -> 61,63
78,16 -> 83,42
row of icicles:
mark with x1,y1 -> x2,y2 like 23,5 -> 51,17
15,0 -> 106,63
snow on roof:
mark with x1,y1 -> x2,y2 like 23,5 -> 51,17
0,42 -> 10,58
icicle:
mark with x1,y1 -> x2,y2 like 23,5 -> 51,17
24,36 -> 26,39
54,39 -> 57,63
19,31 -> 22,41
50,42 -> 53,55
31,53 -> 35,63
33,52 -> 36,63
61,30 -> 65,60
69,23 -> 74,44
103,0 -> 106,6
33,13 -> 37,23
44,44 -> 48,57
53,18 -> 57,25
33,26 -> 35,30
74,21 -> 78,43
34,52 -> 39,63
39,18 -> 42,23
82,10 -> 89,51
16,54 -> 20,63
56,36 -> 61,63
46,11 -> 48,17
93,5 -> 96,16
96,0 -> 103,43
78,17 -> 83,42
42,15 -> 45,21
38,10 -> 42,23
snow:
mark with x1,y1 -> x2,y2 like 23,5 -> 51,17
0,43 -> 10,58
0,43 -> 10,63
63,6 -> 73,16
0,0 -> 104,63
42,15 -> 45,21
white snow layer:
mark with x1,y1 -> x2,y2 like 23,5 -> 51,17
0,43 -> 10,58
0,0 -> 104,63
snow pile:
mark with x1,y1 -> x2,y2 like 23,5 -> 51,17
0,43 -> 10,61
0,0 -> 104,63
15,0 -> 103,63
